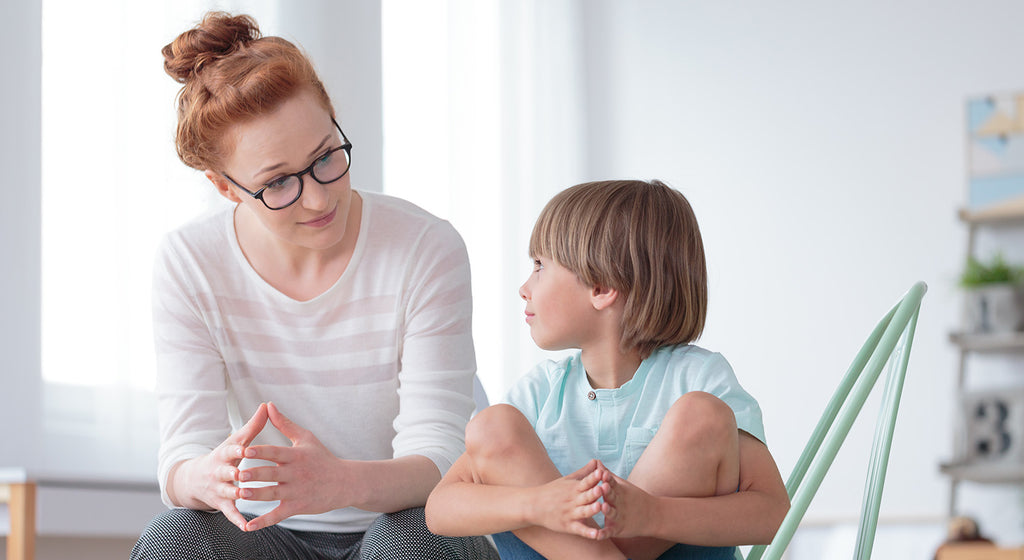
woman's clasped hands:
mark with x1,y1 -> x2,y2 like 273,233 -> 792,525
172,402 -> 353,533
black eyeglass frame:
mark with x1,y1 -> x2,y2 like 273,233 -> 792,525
221,118 -> 352,211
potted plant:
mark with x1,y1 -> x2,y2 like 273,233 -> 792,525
960,253 -> 1024,333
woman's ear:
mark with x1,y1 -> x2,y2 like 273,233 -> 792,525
205,170 -> 243,204
590,284 -> 620,311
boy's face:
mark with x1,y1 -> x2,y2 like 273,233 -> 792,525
518,256 -> 597,351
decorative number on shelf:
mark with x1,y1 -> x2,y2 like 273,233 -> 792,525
963,389 -> 1024,464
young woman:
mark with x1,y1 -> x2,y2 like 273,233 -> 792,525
132,11 -> 496,560
425,180 -> 790,560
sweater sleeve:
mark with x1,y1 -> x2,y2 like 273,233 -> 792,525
151,233 -> 232,507
391,221 -> 476,475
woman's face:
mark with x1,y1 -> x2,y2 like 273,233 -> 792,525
213,90 -> 354,253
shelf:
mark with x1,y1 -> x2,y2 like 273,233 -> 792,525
949,331 -> 1024,352
958,202 -> 1024,225
940,460 -> 1024,483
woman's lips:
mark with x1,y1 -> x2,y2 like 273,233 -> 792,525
301,206 -> 337,228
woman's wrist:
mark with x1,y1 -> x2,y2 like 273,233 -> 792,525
167,460 -> 197,509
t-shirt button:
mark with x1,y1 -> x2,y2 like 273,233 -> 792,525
587,391 -> 596,400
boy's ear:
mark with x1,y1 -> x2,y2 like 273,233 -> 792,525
205,169 -> 243,204
590,284 -> 620,311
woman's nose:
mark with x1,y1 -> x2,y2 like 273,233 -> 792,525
519,282 -> 529,301
300,177 -> 330,210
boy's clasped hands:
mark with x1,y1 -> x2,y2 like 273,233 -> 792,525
542,459 -> 652,542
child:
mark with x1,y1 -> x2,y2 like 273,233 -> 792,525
425,179 -> 790,560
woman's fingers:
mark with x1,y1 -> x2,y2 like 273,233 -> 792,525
244,504 -> 292,532
244,444 -> 292,463
220,503 -> 249,532
231,403 -> 269,447
215,464 -> 240,482
238,465 -> 282,483
237,483 -> 283,502
267,402 -> 309,444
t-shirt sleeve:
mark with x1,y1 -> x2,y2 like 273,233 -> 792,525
392,221 -> 476,476
695,353 -> 766,443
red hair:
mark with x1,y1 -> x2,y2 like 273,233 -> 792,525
162,12 -> 334,170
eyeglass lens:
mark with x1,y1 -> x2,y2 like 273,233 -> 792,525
262,148 -> 352,209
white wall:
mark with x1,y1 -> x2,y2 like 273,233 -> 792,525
578,0 -> 1024,546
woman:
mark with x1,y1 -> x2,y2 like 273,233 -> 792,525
132,11 -> 497,560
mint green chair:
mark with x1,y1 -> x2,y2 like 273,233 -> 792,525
739,281 -> 927,560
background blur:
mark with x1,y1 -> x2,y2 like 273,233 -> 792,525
2,0 -> 1023,558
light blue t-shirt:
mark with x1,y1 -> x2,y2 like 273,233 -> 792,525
503,344 -> 765,479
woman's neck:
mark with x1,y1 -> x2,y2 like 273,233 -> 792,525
580,343 -> 643,389
234,192 -> 363,301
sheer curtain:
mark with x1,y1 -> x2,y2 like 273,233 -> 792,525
382,0 -> 588,400
38,0 -> 380,478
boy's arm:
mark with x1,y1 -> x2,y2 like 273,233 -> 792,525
425,454 -> 610,539
601,432 -> 790,546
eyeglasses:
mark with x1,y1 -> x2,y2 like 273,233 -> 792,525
222,119 -> 352,210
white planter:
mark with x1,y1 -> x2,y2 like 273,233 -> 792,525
963,283 -> 1024,333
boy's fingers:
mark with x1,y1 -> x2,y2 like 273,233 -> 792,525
569,521 -> 600,540
567,459 -> 599,480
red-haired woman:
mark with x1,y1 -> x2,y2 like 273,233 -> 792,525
131,11 -> 496,560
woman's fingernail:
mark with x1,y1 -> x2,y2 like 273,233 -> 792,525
240,471 -> 251,481
240,489 -> 252,498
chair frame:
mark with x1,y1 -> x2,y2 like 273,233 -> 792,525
741,281 -> 927,560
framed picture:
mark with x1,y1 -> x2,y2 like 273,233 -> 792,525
968,94 -> 1024,215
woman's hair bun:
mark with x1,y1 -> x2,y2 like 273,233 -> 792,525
162,11 -> 261,83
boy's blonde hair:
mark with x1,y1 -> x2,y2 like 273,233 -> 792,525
529,179 -> 707,358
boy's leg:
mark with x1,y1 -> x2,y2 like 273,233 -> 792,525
614,391 -> 740,560
465,404 -> 625,560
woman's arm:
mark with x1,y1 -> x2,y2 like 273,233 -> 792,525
600,432 -> 790,546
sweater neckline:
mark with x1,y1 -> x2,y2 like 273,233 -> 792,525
225,190 -> 372,305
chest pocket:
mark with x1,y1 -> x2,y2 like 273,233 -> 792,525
623,426 -> 658,474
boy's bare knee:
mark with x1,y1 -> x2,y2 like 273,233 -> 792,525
465,404 -> 531,458
662,392 -> 737,446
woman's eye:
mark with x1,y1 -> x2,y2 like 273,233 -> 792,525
264,177 -> 290,191
533,259 -> 544,272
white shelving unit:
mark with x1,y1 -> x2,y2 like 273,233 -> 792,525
940,204 -> 1024,514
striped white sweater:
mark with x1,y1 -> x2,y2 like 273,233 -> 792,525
151,191 -> 475,532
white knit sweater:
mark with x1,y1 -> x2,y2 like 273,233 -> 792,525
151,191 -> 476,532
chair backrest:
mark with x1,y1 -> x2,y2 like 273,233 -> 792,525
742,281 -> 927,560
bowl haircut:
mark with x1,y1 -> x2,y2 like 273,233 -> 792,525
529,179 -> 707,358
